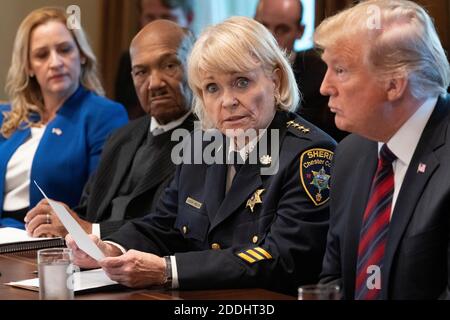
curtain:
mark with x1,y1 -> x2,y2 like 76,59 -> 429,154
315,0 -> 355,25
99,0 -> 138,98
416,0 -> 449,51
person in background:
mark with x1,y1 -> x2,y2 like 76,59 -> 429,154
25,20 -> 195,238
255,0 -> 348,142
316,0 -> 450,299
115,0 -> 193,120
66,16 -> 335,295
0,7 -> 128,229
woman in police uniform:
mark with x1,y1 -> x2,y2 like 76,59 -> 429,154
67,16 -> 336,295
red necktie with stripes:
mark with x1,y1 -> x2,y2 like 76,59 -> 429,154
355,144 -> 397,300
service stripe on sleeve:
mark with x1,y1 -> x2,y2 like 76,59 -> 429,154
246,249 -> 265,260
238,252 -> 256,263
254,247 -> 272,259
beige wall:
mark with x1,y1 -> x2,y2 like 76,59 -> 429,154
0,0 -> 102,101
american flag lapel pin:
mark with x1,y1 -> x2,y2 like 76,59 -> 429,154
417,162 -> 426,173
51,128 -> 63,136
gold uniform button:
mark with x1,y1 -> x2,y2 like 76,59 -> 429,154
252,235 -> 258,244
211,243 -> 221,250
182,226 -> 188,234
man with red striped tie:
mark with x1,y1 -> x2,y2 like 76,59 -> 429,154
315,0 -> 450,299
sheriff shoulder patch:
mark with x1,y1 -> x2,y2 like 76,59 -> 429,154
299,148 -> 333,206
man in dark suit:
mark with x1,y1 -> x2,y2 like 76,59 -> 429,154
115,0 -> 193,120
315,0 -> 450,299
255,0 -> 348,141
25,20 -> 195,238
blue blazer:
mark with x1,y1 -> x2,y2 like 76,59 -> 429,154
0,86 -> 128,228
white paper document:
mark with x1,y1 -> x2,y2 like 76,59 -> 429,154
34,181 -> 105,261
5,269 -> 117,293
0,227 -> 54,244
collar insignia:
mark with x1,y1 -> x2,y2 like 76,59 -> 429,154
246,189 -> 265,213
260,155 -> 272,165
286,120 -> 310,134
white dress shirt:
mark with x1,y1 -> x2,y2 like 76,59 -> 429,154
3,126 -> 46,211
380,96 -> 438,218
150,111 -> 192,136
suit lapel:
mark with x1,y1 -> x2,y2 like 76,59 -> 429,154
382,97 -> 449,298
131,135 -> 175,197
204,163 -> 228,222
343,140 -> 378,297
93,118 -> 149,218
130,115 -> 196,198
201,133 -> 230,223
210,163 -> 263,231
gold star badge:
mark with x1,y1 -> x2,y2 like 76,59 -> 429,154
246,189 -> 265,213
310,166 -> 330,202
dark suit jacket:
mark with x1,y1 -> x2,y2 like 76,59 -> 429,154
107,111 -> 336,294
74,114 -> 195,237
321,95 -> 450,299
294,49 -> 348,142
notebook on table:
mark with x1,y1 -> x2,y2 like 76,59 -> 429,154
5,268 -> 118,293
0,227 -> 65,254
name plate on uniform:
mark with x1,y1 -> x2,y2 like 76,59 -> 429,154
186,197 -> 202,209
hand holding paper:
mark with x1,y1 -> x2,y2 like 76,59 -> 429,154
34,181 -> 105,261
65,234 -> 123,269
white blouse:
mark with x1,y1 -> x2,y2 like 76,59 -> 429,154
3,126 -> 46,211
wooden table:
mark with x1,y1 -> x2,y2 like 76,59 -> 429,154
0,251 -> 295,300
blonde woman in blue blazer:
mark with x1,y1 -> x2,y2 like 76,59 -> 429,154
0,7 -> 128,229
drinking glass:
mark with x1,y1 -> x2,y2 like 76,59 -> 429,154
38,248 -> 75,300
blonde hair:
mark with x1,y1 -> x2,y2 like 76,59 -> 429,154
315,0 -> 450,100
188,16 -> 300,129
2,7 -> 104,138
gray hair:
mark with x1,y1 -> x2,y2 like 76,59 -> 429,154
315,0 -> 450,100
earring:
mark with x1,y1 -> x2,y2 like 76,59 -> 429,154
29,73 -> 34,78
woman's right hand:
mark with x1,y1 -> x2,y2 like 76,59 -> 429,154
25,199 -> 93,238
65,234 -> 123,269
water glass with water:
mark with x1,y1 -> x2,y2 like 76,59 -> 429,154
38,248 -> 75,300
